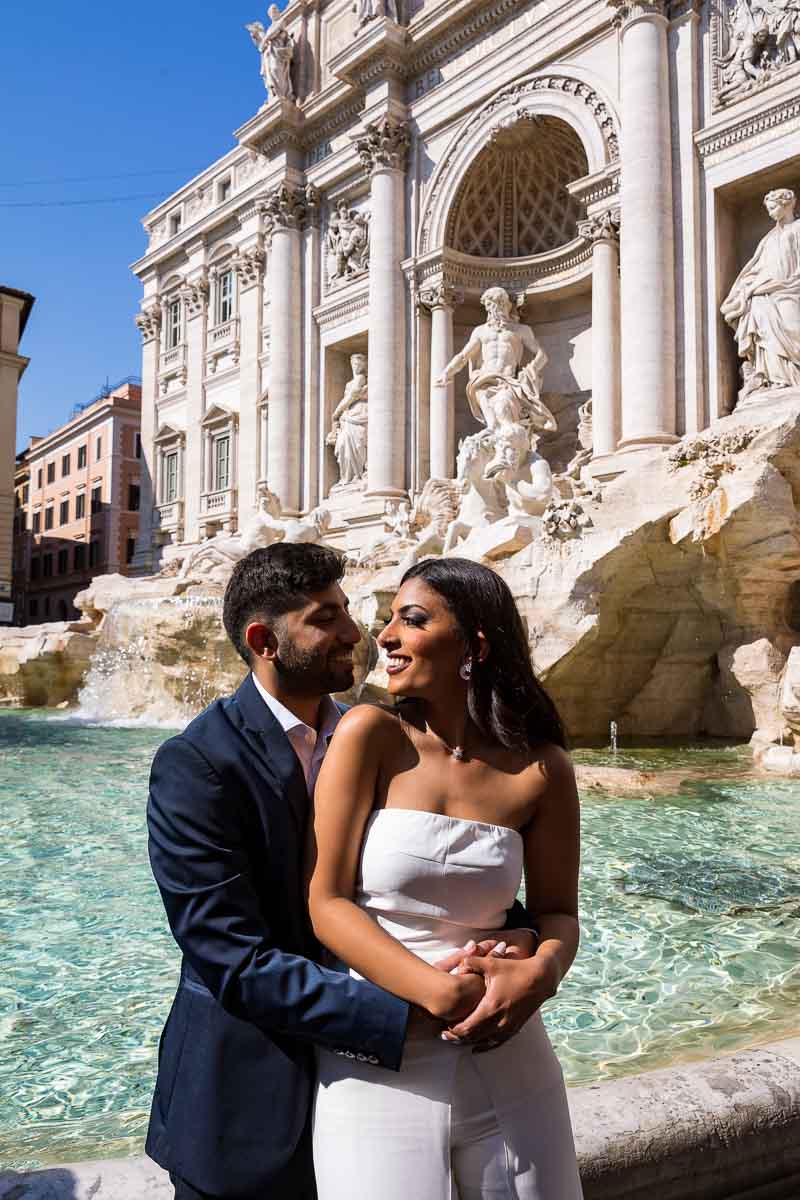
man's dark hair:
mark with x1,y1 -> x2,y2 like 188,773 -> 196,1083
223,542 -> 345,665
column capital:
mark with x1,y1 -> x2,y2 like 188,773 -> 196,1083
135,302 -> 162,343
578,209 -> 621,246
419,283 -> 463,312
180,273 -> 209,318
354,116 -> 410,176
232,245 -> 266,290
608,0 -> 669,28
257,182 -> 311,237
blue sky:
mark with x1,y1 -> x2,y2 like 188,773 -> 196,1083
3,1 -> 286,451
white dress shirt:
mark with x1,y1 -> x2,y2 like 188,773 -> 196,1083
251,672 -> 342,796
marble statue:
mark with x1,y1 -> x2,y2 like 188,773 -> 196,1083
327,201 -> 370,281
326,354 -> 369,486
247,5 -> 294,101
436,287 -> 555,437
721,189 -> 800,403
355,0 -> 399,26
357,500 -> 416,567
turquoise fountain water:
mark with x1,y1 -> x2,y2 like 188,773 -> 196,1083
2,711 -> 800,1170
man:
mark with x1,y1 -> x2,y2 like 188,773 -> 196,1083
147,543 -> 535,1199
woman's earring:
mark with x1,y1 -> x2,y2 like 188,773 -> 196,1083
459,658 -> 473,681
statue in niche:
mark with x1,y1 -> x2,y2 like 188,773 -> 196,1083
327,201 -> 371,282
326,354 -> 369,487
435,287 -> 555,438
721,188 -> 800,404
247,5 -> 294,102
355,0 -> 400,27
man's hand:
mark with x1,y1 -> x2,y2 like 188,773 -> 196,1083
442,952 -> 560,1049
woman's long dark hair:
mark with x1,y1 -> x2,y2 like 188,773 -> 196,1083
399,557 -> 566,752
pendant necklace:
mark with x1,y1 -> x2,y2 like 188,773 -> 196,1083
429,727 -> 466,761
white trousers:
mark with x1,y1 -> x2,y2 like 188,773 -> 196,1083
313,1014 -> 583,1200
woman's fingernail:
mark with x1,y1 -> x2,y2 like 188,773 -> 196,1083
463,940 -> 477,953
491,941 -> 508,957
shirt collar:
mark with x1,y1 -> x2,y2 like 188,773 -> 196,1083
251,672 -> 342,743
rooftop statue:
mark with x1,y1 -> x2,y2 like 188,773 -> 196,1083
721,188 -> 800,404
247,4 -> 294,102
326,354 -> 369,488
435,287 -> 556,438
355,0 -> 400,27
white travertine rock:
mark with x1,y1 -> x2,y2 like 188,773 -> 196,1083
779,645 -> 800,746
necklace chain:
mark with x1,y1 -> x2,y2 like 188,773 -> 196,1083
428,726 -> 466,761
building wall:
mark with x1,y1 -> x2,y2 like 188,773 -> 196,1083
19,384 -> 141,624
0,287 -> 34,618
130,0 -> 800,567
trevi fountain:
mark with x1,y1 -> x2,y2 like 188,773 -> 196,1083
4,1 -> 800,1195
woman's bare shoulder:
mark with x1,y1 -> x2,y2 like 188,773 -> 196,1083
333,702 -> 403,748
524,742 -> 577,792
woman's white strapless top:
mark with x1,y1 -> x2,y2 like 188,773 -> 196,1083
352,808 -> 525,967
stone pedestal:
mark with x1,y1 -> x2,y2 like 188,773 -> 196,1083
356,117 -> 409,499
611,0 -> 678,450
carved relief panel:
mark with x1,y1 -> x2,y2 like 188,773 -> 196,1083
713,0 -> 800,111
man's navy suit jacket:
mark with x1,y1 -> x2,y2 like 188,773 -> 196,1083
145,674 -> 409,1197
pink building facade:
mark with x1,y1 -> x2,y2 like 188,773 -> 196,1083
15,382 -> 142,624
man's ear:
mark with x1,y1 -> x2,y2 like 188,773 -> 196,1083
245,620 -> 279,662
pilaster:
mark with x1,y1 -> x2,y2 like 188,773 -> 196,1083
234,241 -> 266,527
131,299 -> 161,572
419,283 -> 463,480
578,212 -> 622,460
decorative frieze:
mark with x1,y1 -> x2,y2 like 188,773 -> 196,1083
578,209 -> 621,246
695,92 -> 800,160
232,246 -> 266,289
353,117 -> 410,174
135,303 -> 162,343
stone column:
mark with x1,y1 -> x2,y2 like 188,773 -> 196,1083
131,300 -> 161,572
180,271 -> 209,544
303,188 -> 322,511
258,183 -> 308,515
579,211 -> 621,457
233,243 -> 266,526
610,0 -> 677,449
420,284 -> 462,479
355,117 -> 409,498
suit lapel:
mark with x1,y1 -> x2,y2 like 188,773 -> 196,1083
231,674 -> 309,831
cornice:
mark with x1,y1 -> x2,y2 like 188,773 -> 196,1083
413,240 -> 593,296
695,90 -> 800,160
0,348 -> 30,378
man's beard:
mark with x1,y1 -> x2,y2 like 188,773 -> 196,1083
274,638 -> 355,696
485,309 -> 511,331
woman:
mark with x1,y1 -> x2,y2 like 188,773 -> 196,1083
308,558 -> 582,1200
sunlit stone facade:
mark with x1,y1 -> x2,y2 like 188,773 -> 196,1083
132,0 -> 800,570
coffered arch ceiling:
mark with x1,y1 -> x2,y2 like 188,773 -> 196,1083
446,117 -> 589,259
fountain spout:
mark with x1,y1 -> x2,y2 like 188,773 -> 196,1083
610,720 -> 618,755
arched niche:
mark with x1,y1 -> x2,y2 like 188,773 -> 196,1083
447,117 -> 589,259
418,69 -> 620,261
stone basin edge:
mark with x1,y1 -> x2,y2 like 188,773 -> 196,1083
2,1036 -> 799,1199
